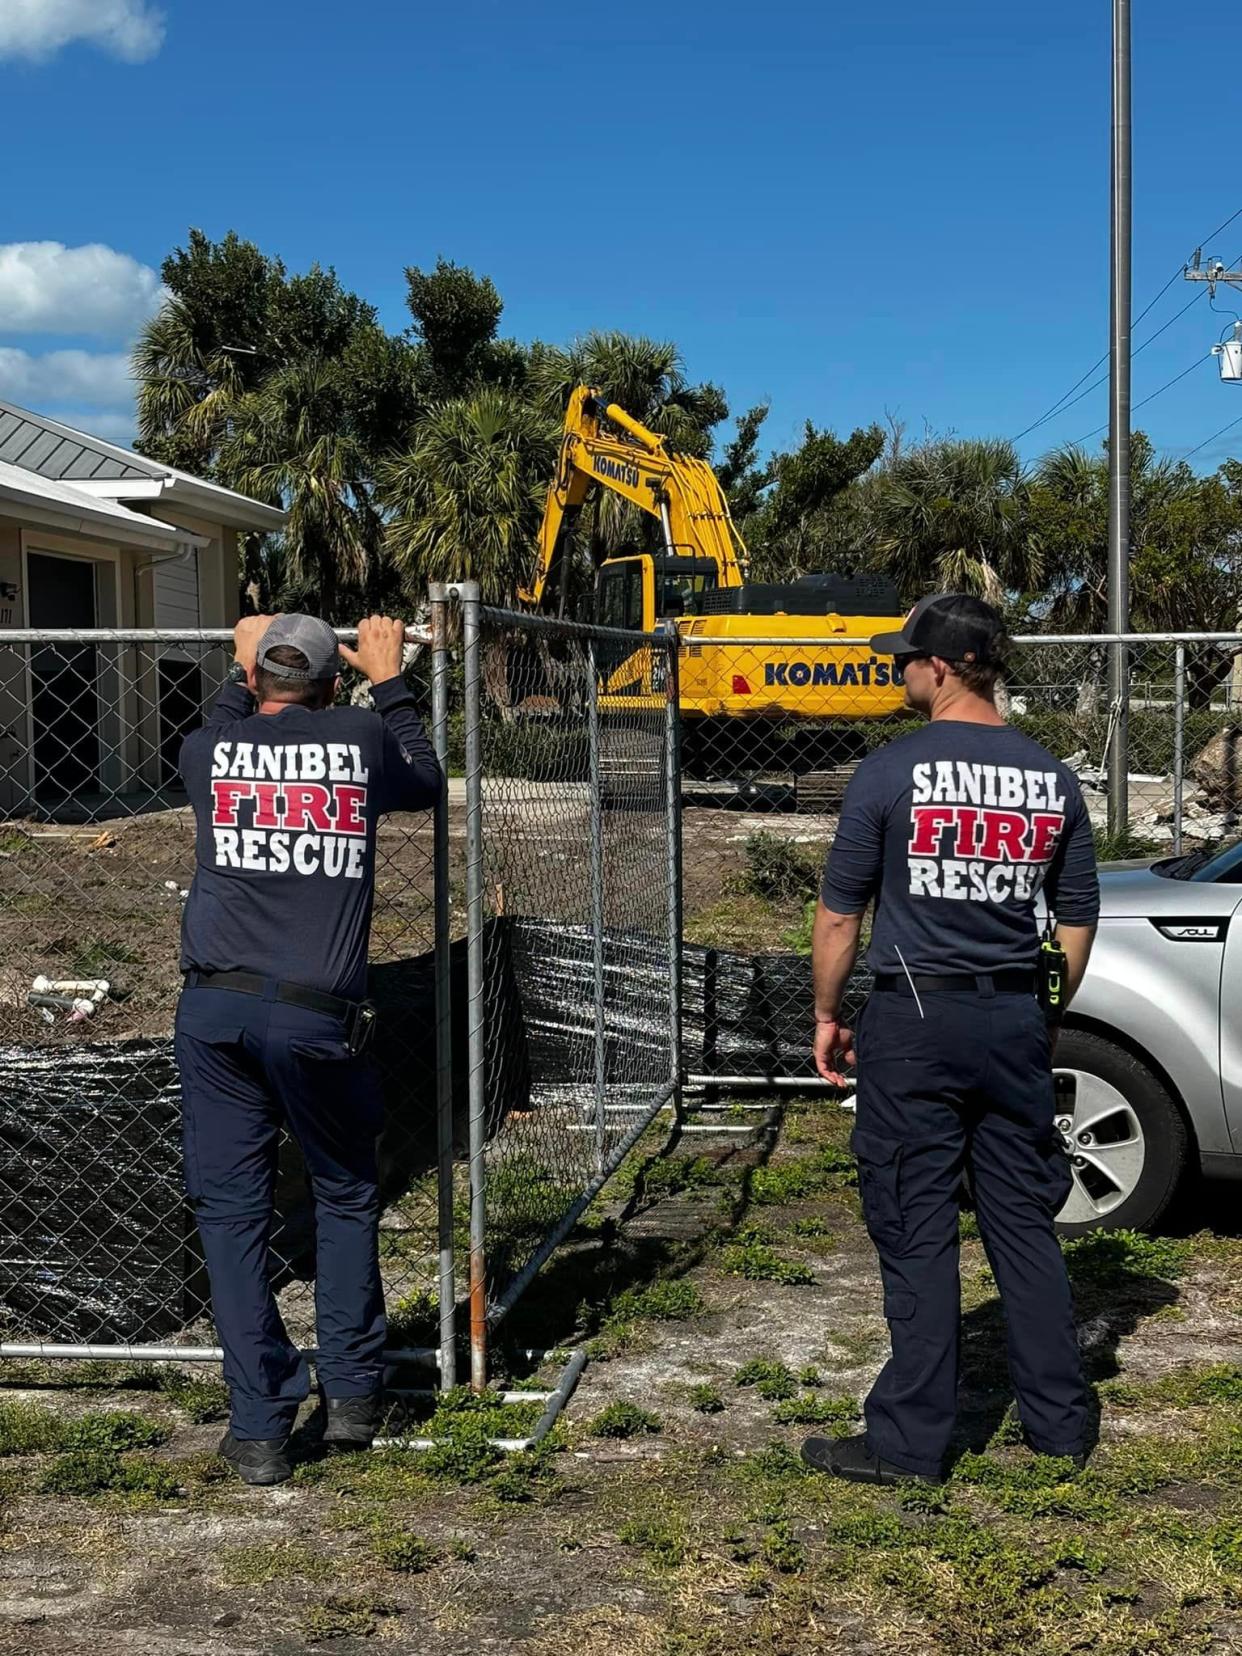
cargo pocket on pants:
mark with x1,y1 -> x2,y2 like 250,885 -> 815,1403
1032,1135 -> 1074,1219
851,1128 -> 906,1254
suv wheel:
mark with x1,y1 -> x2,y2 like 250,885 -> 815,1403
1052,1028 -> 1189,1237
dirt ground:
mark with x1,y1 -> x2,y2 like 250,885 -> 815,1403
0,1098 -> 1240,1656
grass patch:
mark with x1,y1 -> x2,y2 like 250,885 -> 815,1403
370,1530 -> 437,1574
39,1450 -> 182,1501
0,1400 -> 66,1456
771,1393 -> 859,1429
222,1541 -> 334,1587
155,1370 -> 230,1424
618,1512 -> 689,1569
720,1235 -> 815,1286
589,1401 -> 661,1439
304,1595 -> 394,1642
70,937 -> 141,976
609,1280 -> 704,1323
689,1384 -> 726,1414
734,1360 -> 798,1402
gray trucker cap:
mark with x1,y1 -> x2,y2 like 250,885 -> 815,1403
255,614 -> 342,681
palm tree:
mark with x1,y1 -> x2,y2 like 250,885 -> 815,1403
866,438 -> 1040,603
217,359 -> 379,618
376,387 -> 558,605
132,296 -> 256,473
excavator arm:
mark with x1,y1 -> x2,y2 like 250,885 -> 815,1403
520,385 -> 747,610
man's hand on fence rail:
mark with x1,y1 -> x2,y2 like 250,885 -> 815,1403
340,615 -> 407,688
233,614 -> 281,675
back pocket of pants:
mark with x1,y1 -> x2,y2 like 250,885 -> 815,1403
851,1128 -> 906,1253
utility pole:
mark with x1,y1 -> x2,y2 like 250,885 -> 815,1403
1107,0 -> 1132,838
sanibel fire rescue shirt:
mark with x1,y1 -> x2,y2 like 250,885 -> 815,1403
821,722 -> 1099,975
178,678 -> 442,999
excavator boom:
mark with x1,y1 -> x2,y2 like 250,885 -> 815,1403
521,385 -> 747,609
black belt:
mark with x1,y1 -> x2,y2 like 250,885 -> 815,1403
185,969 -> 378,1053
872,970 -> 1036,995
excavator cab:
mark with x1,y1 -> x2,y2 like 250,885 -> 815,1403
595,555 -> 718,631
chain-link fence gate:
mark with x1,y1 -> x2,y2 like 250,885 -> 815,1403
436,586 -> 681,1386
675,630 -> 1242,1089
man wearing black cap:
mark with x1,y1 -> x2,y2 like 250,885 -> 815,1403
802,593 -> 1099,1486
175,613 -> 442,1485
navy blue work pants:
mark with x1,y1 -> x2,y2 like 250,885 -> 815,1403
174,983 -> 385,1441
852,987 -> 1086,1477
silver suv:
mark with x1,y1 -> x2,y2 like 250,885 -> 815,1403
1055,838 -> 1242,1234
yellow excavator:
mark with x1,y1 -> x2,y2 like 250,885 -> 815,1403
522,386 -> 907,800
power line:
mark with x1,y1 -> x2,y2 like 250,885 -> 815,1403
1010,206 -> 1242,442
1020,292 -> 1209,444
1183,410 -> 1242,461
1071,352 -> 1208,445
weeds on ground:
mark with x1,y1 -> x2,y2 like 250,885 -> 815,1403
720,1233 -> 815,1286
689,1384 -> 726,1414
772,1393 -> 859,1429
304,1595 -> 395,1642
618,1511 -> 690,1569
589,1402 -> 662,1439
733,1360 -> 798,1401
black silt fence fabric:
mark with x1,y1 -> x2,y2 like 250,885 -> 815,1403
0,936 -> 528,1344
0,1041 -> 199,1343
496,917 -> 870,1084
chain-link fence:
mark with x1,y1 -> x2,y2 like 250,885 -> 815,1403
4,614 -> 1239,1392
444,588 -> 680,1383
676,631 -> 1242,1088
0,630 -> 450,1375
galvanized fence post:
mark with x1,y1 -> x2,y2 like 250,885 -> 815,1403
663,629 -> 684,1116
427,586 -> 457,1391
1173,643 -> 1186,857
585,639 -> 607,1176
455,581 -> 488,1393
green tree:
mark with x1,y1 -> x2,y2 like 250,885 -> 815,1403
743,420 -> 885,582
866,437 -> 1038,604
405,258 -> 527,395
217,358 -> 381,619
376,387 -> 559,604
134,229 -> 377,474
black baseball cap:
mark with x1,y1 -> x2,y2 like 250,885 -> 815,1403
870,593 -> 1004,664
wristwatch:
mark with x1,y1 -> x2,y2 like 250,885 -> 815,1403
227,661 -> 249,687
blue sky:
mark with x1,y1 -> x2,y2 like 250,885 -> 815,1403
3,0 -> 1241,469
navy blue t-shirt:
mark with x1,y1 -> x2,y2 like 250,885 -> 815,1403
178,678 -> 442,999
821,720 -> 1099,976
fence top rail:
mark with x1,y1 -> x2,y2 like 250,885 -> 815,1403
0,626 -> 432,645
676,631 -> 1242,649
476,605 -> 676,649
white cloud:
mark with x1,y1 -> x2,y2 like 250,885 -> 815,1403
0,348 -> 134,410
0,0 -> 165,63
0,242 -> 164,338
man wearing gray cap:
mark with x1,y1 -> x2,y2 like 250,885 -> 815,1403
175,612 -> 442,1485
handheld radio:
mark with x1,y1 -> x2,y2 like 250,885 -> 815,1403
1037,912 -> 1068,1024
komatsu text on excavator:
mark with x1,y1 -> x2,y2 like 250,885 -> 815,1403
521,386 -> 907,801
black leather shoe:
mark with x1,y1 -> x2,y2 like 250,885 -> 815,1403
801,1432 -> 941,1486
321,1392 -> 383,1450
219,1429 -> 292,1486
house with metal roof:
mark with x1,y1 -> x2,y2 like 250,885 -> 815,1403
0,401 -> 286,815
